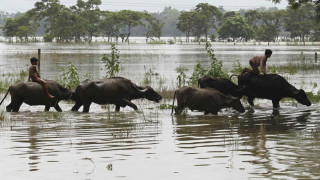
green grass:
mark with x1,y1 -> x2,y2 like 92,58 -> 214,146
0,70 -> 28,93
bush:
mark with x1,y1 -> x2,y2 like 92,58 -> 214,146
43,33 -> 54,42
101,43 -> 120,78
58,62 -> 80,90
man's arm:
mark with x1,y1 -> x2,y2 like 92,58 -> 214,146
33,65 -> 41,78
261,59 -> 267,74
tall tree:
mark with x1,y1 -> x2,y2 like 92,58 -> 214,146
217,15 -> 254,41
145,14 -> 164,41
255,10 -> 285,43
3,18 -> 17,41
32,0 -> 74,42
194,3 -> 222,41
100,11 -> 121,42
284,3 -> 314,45
176,11 -> 194,42
3,11 -> 38,42
71,0 -> 101,43
118,10 -> 145,42
272,0 -> 320,19
244,10 -> 261,31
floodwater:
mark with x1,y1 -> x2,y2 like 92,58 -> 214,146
1,40 -> 320,179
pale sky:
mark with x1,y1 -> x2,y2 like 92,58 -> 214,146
0,0 -> 288,13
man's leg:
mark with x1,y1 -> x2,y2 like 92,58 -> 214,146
34,78 -> 55,98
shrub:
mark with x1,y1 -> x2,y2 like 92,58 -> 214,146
101,43 -> 120,78
58,62 -> 80,90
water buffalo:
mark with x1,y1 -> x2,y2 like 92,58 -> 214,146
171,86 -> 245,115
71,77 -> 162,112
0,80 -> 74,112
198,76 -> 247,98
238,73 -> 311,108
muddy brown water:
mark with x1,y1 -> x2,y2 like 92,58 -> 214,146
1,41 -> 320,179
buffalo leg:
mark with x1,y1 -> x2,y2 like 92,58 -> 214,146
12,102 -> 23,112
248,97 -> 255,106
174,106 -> 185,115
83,102 -> 92,113
115,105 -> 121,111
272,100 -> 280,108
6,100 -> 20,112
71,102 -> 82,111
54,104 -> 62,112
45,105 -> 50,111
121,100 -> 137,110
6,103 -> 15,112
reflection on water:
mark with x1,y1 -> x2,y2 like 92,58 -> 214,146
1,107 -> 320,179
1,42 -> 320,179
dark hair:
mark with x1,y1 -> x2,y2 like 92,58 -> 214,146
30,57 -> 38,63
265,49 -> 272,55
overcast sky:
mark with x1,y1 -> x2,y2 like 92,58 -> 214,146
0,0 -> 289,13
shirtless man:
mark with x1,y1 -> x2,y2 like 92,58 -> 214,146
241,49 -> 272,75
28,57 -> 55,98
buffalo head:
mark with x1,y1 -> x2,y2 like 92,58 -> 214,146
293,89 -> 311,106
140,86 -> 162,103
226,96 -> 245,113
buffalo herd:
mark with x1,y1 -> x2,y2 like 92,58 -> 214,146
0,73 -> 312,115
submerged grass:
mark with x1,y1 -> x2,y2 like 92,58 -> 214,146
0,70 -> 28,93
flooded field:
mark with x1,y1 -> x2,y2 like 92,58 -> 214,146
1,41 -> 320,179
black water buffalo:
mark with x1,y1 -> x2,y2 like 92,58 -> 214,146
238,73 -> 311,108
71,77 -> 162,112
198,76 -> 247,98
171,86 -> 245,115
0,80 -> 74,112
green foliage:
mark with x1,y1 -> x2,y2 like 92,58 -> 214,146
0,70 -> 28,93
209,34 -> 216,42
58,62 -> 80,90
255,10 -> 284,42
194,3 -> 222,39
306,91 -> 320,103
176,67 -> 188,87
146,39 -> 166,44
177,11 -> 194,42
217,15 -> 254,41
189,63 -> 207,85
157,103 -> 173,110
205,42 -> 228,78
101,43 -> 120,78
43,33 -> 54,42
284,4 -> 314,44
188,42 -> 228,85
145,14 -> 165,40
230,61 -> 244,74
3,11 -> 38,42
143,68 -> 159,85
118,10 -> 146,42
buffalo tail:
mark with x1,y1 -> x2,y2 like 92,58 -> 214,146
0,87 -> 10,105
171,90 -> 177,115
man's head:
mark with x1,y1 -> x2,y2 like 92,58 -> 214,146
265,49 -> 272,58
30,57 -> 38,65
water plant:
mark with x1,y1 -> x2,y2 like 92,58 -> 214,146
58,62 -> 80,90
188,42 -> 228,85
143,67 -> 159,85
230,60 -> 244,74
146,39 -> 166,44
176,67 -> 188,87
101,43 -> 120,78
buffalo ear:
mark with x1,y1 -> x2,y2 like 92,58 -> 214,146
226,95 -> 238,104
292,89 -> 305,96
292,88 -> 300,96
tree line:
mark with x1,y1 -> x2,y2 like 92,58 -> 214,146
0,0 -> 319,44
